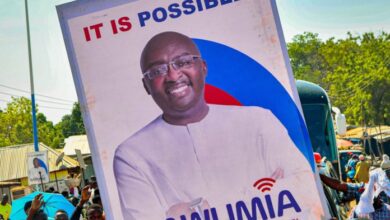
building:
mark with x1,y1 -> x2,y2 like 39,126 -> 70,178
0,143 -> 79,201
63,135 -> 95,182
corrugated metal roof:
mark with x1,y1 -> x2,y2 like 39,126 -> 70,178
0,143 -> 79,182
342,126 -> 390,139
63,135 -> 90,156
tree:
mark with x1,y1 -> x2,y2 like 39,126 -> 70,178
0,97 -> 33,147
0,98 -> 88,148
56,103 -> 86,138
287,32 -> 390,125
288,32 -> 327,85
37,113 -> 64,148
0,97 -> 65,148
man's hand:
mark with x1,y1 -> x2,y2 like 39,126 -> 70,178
78,185 -> 91,207
166,199 -> 210,219
29,194 -> 44,215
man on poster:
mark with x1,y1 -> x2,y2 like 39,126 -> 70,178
114,32 -> 323,219
28,157 -> 49,184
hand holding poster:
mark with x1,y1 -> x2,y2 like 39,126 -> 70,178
57,0 -> 328,219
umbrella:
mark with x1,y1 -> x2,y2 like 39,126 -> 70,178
336,139 -> 353,147
10,192 -> 75,220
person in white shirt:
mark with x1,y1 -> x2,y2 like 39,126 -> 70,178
29,158 -> 49,184
114,31 -> 323,220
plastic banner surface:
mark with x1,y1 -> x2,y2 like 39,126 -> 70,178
57,0 -> 327,219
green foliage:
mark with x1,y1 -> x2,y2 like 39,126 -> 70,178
0,98 -> 85,148
0,97 -> 33,147
56,103 -> 86,138
288,32 -> 390,126
37,112 -> 64,149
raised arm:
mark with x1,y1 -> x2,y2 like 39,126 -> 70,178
70,185 -> 91,220
27,194 -> 44,220
319,174 -> 348,192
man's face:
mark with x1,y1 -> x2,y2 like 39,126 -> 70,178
55,211 -> 69,220
87,209 -> 103,220
33,159 -> 39,168
141,34 -> 207,121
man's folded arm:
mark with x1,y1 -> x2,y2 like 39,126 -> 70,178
260,109 -> 313,177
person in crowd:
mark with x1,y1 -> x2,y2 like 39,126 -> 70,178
320,173 -> 365,201
320,173 -> 389,219
27,194 -> 48,220
24,200 -> 32,215
89,176 -> 98,189
86,204 -> 104,220
0,194 -> 11,220
353,154 -> 390,219
346,154 -> 359,182
70,185 -> 90,220
88,177 -> 98,204
54,209 -> 69,220
61,191 -> 69,199
321,154 -> 390,219
69,197 -> 79,207
65,173 -> 81,198
92,195 -> 102,207
355,154 -> 370,183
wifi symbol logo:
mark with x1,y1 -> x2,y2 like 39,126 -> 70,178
253,178 -> 276,192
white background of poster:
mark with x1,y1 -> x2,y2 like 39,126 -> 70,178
27,151 -> 49,185
57,0 -> 325,219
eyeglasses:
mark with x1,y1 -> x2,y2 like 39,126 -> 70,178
143,54 -> 201,80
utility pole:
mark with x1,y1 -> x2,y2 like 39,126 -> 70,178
25,0 -> 39,151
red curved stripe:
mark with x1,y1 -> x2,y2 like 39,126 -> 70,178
253,178 -> 276,187
256,182 -> 273,190
204,84 -> 242,106
261,187 -> 271,192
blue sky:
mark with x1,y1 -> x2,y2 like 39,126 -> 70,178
0,0 -> 389,123
276,0 -> 390,41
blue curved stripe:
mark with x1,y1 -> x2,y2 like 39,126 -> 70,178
38,158 -> 49,174
194,39 -> 315,170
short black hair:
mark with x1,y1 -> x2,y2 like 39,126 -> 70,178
94,188 -> 100,196
55,209 -> 67,214
55,209 -> 68,220
69,197 -> 79,207
32,209 -> 48,220
61,191 -> 69,198
92,195 -> 101,204
89,176 -> 97,182
24,201 -> 32,213
87,204 -> 103,217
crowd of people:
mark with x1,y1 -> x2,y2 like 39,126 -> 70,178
345,153 -> 370,183
26,183 -> 104,220
0,175 -> 104,220
320,154 -> 390,219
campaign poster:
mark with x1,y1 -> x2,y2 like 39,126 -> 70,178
27,151 -> 49,185
57,0 -> 328,219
